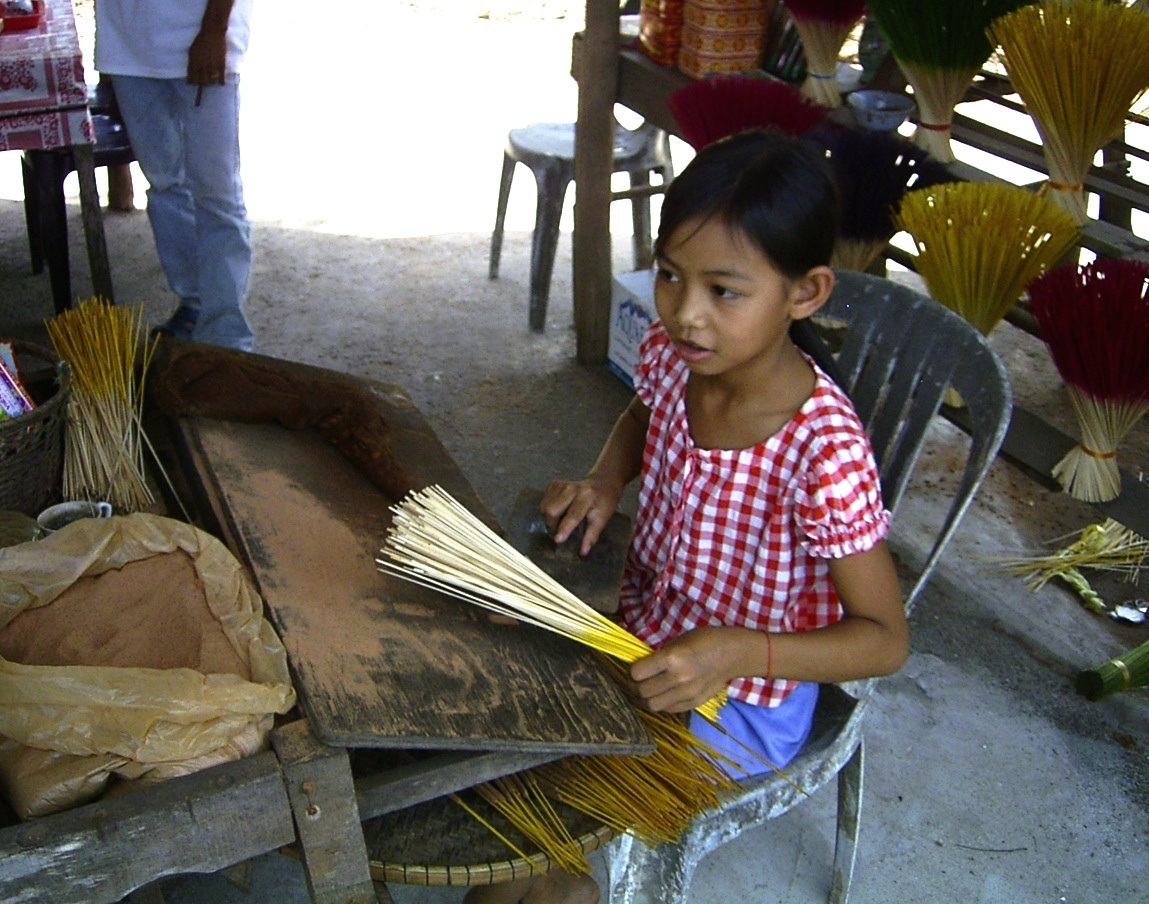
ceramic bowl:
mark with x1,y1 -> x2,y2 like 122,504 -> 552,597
847,90 -> 916,132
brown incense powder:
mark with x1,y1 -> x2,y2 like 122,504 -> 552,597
0,551 -> 250,678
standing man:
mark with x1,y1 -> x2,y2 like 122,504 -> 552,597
95,0 -> 255,352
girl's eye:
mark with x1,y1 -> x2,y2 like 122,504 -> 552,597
711,284 -> 740,300
655,267 -> 679,284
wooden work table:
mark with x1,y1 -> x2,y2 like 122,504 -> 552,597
0,348 -> 650,904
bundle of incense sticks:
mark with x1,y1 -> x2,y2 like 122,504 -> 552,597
866,0 -> 1032,162
1027,258 -> 1149,503
989,0 -> 1149,225
45,298 -> 158,511
782,0 -> 867,108
376,485 -> 725,723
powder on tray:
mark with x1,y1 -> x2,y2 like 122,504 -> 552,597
0,550 -> 250,678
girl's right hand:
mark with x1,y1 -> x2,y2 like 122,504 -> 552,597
540,477 -> 622,556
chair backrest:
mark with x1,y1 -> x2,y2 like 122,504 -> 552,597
820,270 -> 1013,612
611,116 -> 674,175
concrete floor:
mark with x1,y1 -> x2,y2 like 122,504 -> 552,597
2,2 -> 1148,902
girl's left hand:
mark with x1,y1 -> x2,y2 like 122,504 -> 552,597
629,626 -> 735,714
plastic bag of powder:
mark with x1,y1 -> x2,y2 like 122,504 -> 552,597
0,512 -> 296,818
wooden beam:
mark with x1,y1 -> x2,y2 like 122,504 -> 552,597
353,750 -> 567,821
0,752 -> 294,904
616,47 -> 690,137
950,114 -> 1149,218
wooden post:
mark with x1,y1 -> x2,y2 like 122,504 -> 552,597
73,142 -> 115,302
271,720 -> 379,904
107,163 -> 136,212
1100,143 -> 1133,232
572,0 -> 621,365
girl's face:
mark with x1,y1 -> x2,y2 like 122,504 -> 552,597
654,216 -> 813,383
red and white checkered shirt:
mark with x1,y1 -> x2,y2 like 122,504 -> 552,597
619,321 -> 891,707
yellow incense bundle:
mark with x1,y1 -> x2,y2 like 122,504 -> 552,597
894,181 -> 1081,337
377,485 -> 725,722
45,298 -> 158,512
989,0 -> 1149,225
535,710 -> 745,847
464,708 -> 745,873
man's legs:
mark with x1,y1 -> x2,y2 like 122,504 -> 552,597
110,75 -> 254,351
182,76 -> 253,351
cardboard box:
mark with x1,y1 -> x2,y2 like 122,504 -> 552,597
607,269 -> 658,390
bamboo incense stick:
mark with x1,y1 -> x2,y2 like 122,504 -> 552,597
893,180 -> 1081,337
1076,639 -> 1149,701
867,0 -> 1032,162
667,75 -> 827,151
983,519 -> 1149,615
782,0 -> 867,108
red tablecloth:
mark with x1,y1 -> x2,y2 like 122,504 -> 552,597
0,0 -> 91,151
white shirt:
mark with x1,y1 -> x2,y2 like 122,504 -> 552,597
95,0 -> 253,78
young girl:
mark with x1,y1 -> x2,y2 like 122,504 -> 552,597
467,130 -> 909,904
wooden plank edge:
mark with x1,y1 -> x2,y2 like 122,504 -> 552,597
352,750 -> 568,821
0,752 -> 294,904
941,404 -> 1149,541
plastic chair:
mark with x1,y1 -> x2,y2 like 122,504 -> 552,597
20,93 -> 135,315
602,270 -> 1014,904
489,119 -> 674,331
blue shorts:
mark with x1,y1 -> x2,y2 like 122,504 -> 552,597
688,682 -> 818,779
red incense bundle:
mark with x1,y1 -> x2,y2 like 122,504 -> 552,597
1028,258 -> 1149,503
782,0 -> 867,108
668,75 -> 828,151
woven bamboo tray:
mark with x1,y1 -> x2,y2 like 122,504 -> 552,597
0,341 -> 70,517
361,789 -> 614,887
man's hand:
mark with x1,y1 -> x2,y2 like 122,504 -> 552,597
187,26 -> 228,87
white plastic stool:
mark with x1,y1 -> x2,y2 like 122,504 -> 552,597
489,120 -> 673,331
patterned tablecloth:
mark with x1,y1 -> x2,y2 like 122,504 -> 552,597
0,0 -> 91,151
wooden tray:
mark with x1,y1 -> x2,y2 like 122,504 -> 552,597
171,351 -> 650,757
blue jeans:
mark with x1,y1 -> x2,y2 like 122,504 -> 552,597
110,75 -> 254,351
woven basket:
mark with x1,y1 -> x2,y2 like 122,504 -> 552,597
0,341 -> 71,516
281,782 -> 615,888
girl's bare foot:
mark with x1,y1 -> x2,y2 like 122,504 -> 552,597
463,877 -> 533,904
462,871 -> 599,904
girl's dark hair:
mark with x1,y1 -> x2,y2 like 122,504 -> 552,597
655,129 -> 839,279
